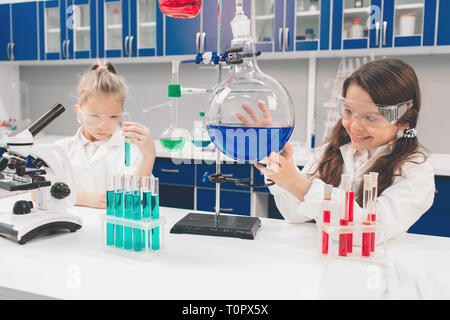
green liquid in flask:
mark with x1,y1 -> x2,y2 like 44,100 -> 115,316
160,138 -> 185,152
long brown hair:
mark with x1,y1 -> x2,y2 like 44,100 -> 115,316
313,58 -> 427,205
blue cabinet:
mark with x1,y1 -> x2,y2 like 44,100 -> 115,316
165,0 -> 218,56
437,0 -> 450,46
66,0 -> 97,59
0,4 -> 11,61
332,0 -> 438,50
152,157 -> 195,187
39,0 -> 66,60
291,0 -> 332,51
409,176 -> 450,238
197,188 -> 251,216
98,0 -> 129,58
10,1 -> 39,61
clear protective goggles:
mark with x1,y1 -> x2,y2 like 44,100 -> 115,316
77,108 -> 128,128
337,96 -> 414,128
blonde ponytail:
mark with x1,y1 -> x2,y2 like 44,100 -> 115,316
77,61 -> 127,106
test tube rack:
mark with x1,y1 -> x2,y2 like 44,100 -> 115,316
100,215 -> 165,261
317,221 -> 388,263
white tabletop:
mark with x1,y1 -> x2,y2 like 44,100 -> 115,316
0,194 -> 450,300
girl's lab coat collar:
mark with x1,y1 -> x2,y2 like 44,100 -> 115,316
70,126 -> 123,164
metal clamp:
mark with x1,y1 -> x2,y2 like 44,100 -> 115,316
207,173 -> 275,188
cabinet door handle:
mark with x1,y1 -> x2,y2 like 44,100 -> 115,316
66,39 -> 71,58
10,42 -> 14,60
196,32 -> 201,52
213,207 -> 233,212
201,32 -> 206,53
7,43 -> 11,60
62,40 -> 66,58
383,21 -> 388,46
129,36 -> 134,56
284,27 -> 289,51
161,168 -> 180,173
278,28 -> 283,50
124,36 -> 129,56
375,22 -> 380,46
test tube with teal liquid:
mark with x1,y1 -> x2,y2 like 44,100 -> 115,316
122,112 -> 131,167
142,176 -> 152,220
151,177 -> 160,250
106,176 -> 115,246
114,174 -> 124,248
124,175 -> 133,250
132,176 -> 143,252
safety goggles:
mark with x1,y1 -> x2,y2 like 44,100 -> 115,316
337,96 -> 413,129
77,108 -> 128,128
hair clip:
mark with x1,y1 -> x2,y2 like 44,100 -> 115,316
399,127 -> 417,139
97,65 -> 109,72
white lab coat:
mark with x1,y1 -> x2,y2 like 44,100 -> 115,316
55,127 -> 142,192
268,142 -> 436,241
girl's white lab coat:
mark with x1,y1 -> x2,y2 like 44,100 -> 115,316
268,142 -> 435,241
55,127 -> 141,192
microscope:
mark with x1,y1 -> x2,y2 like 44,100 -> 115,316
0,104 -> 82,244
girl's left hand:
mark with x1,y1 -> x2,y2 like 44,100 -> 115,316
122,121 -> 156,159
254,142 -> 312,201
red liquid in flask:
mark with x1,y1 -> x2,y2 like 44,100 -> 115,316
159,0 -> 202,19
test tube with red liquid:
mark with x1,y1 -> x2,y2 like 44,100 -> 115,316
362,174 -> 373,257
342,175 -> 354,254
369,172 -> 379,252
322,184 -> 333,255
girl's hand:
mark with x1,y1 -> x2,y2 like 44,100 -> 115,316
76,191 -> 106,209
121,121 -> 156,160
254,142 -> 312,201
235,101 -> 275,126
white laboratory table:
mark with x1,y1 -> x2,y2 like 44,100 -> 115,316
1,194 -> 450,300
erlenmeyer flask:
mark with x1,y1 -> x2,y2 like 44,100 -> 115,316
158,0 -> 202,19
206,4 -> 295,162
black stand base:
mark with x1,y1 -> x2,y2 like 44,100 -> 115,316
170,212 -> 261,240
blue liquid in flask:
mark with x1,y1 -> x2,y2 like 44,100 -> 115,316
207,125 -> 294,162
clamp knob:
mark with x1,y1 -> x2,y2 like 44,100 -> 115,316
13,200 -> 33,215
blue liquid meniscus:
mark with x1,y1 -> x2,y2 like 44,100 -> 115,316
207,125 -> 294,162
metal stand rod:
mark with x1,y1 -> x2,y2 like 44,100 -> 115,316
214,0 -> 223,227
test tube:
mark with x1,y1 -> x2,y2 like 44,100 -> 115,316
114,174 -> 124,248
321,184 -> 333,255
362,174 -> 373,257
369,172 -> 379,252
106,176 -> 115,246
124,174 -> 133,250
125,140 -> 130,166
142,177 -> 152,220
342,174 -> 354,254
151,177 -> 160,250
132,176 -> 143,252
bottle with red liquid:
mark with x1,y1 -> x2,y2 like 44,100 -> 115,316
159,0 -> 202,19
369,172 -> 379,252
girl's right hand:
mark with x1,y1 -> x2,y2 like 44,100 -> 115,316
76,191 -> 106,209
